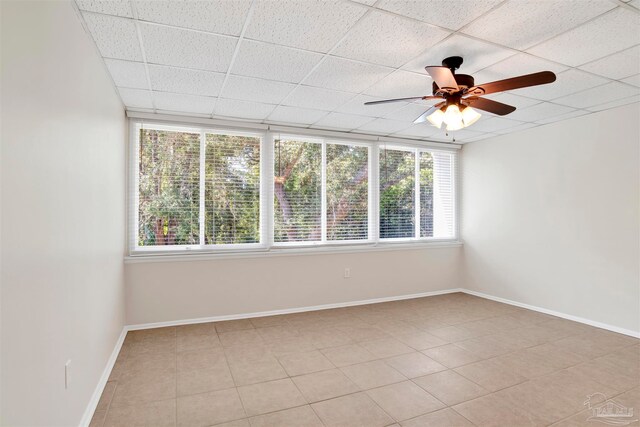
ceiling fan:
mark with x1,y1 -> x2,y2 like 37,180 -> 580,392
365,56 -> 556,131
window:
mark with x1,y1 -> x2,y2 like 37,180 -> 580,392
131,120 -> 457,254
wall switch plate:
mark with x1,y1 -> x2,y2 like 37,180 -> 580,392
344,268 -> 351,279
65,360 -> 71,389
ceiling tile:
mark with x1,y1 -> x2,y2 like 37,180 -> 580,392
554,81 -> 639,108
335,94 -> 407,117
153,92 -> 216,114
444,128 -> 486,141
392,123 -> 441,138
76,0 -> 133,17
506,102 -> 576,122
267,105 -> 328,124
140,23 -> 237,72
364,70 -> 431,99
527,8 -> 640,67
516,69 -> 609,100
579,45 -> 640,80
462,0 -> 615,50
135,0 -> 251,36
333,10 -> 450,67
245,0 -> 367,52
118,88 -> 153,108
312,112 -> 373,130
104,59 -> 148,89
377,0 -> 502,31
469,116 -> 525,133
222,75 -> 296,104
305,56 -> 393,93
355,118 -> 409,134
383,102 -> 434,122
214,98 -> 275,120
622,74 -> 640,87
535,109 -> 590,124
82,13 -> 142,61
232,40 -> 323,83
283,86 -> 355,111
148,65 -> 225,97
493,122 -> 539,135
586,94 -> 640,112
352,0 -> 377,5
403,34 -> 516,75
631,0 -> 640,8
472,53 -> 568,88
463,133 -> 497,143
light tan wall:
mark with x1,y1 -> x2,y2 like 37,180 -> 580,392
1,1 -> 126,425
461,104 -> 640,333
125,246 -> 462,325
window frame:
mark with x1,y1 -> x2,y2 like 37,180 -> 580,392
128,118 -> 459,257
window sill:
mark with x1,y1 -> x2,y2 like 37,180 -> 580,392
124,240 -> 463,264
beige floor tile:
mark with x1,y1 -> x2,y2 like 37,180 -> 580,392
177,333 -> 221,352
413,370 -> 488,406
360,337 -> 414,358
452,393 -> 546,427
228,354 -> 288,386
321,344 -> 376,367
305,328 -> 354,349
126,327 -> 176,343
277,350 -> 335,376
238,378 -> 307,416
110,376 -> 176,407
176,322 -> 217,337
311,392 -> 394,427
177,347 -> 226,373
569,357 -> 639,392
248,405 -> 323,427
223,343 -> 273,363
494,349 -> 559,379
255,325 -> 299,341
215,420 -> 250,427
428,326 -> 476,342
292,368 -> 359,402
454,335 -> 517,358
177,388 -> 246,427
219,330 -> 264,348
400,408 -> 475,427
263,336 -> 316,357
177,364 -> 235,397
96,381 -> 117,411
422,344 -> 481,368
216,319 -> 255,333
129,336 -> 177,356
121,352 -> 176,383
89,409 -> 107,427
407,317 -> 449,331
525,342 -> 588,369
367,381 -> 445,422
395,332 -> 448,351
454,359 -> 527,392
548,410 -> 597,427
385,352 -> 446,378
340,360 -> 406,390
250,315 -> 289,328
339,326 -> 390,342
104,399 -> 176,427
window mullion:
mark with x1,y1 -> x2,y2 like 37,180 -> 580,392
321,141 -> 327,243
371,143 -> 379,243
263,131 -> 274,248
414,148 -> 420,239
199,131 -> 206,246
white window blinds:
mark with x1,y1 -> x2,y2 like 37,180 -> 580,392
205,133 -> 261,244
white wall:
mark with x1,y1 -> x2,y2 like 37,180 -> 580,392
1,1 -> 126,425
125,246 -> 462,325
462,104 -> 640,333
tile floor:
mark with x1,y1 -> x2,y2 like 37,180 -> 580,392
90,293 -> 639,427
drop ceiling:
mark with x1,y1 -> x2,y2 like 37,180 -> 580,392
75,0 -> 640,144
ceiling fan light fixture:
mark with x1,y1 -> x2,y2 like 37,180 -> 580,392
443,104 -> 464,130
461,106 -> 481,127
427,108 -> 445,128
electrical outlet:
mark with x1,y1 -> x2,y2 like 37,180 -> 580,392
65,360 -> 71,389
344,268 -> 351,279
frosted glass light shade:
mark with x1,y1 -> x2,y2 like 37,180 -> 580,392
427,108 -> 444,128
461,106 -> 481,127
444,104 -> 463,130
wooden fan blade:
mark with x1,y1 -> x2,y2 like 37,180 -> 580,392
414,102 -> 445,124
468,71 -> 556,96
364,96 -> 440,106
463,97 -> 516,116
425,66 -> 458,90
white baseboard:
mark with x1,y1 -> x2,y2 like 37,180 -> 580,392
126,288 -> 465,331
460,289 -> 640,339
80,286 -> 639,426
78,327 -> 127,427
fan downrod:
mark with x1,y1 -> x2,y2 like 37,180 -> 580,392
442,56 -> 463,72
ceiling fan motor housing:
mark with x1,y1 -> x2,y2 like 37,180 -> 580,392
432,74 -> 475,95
